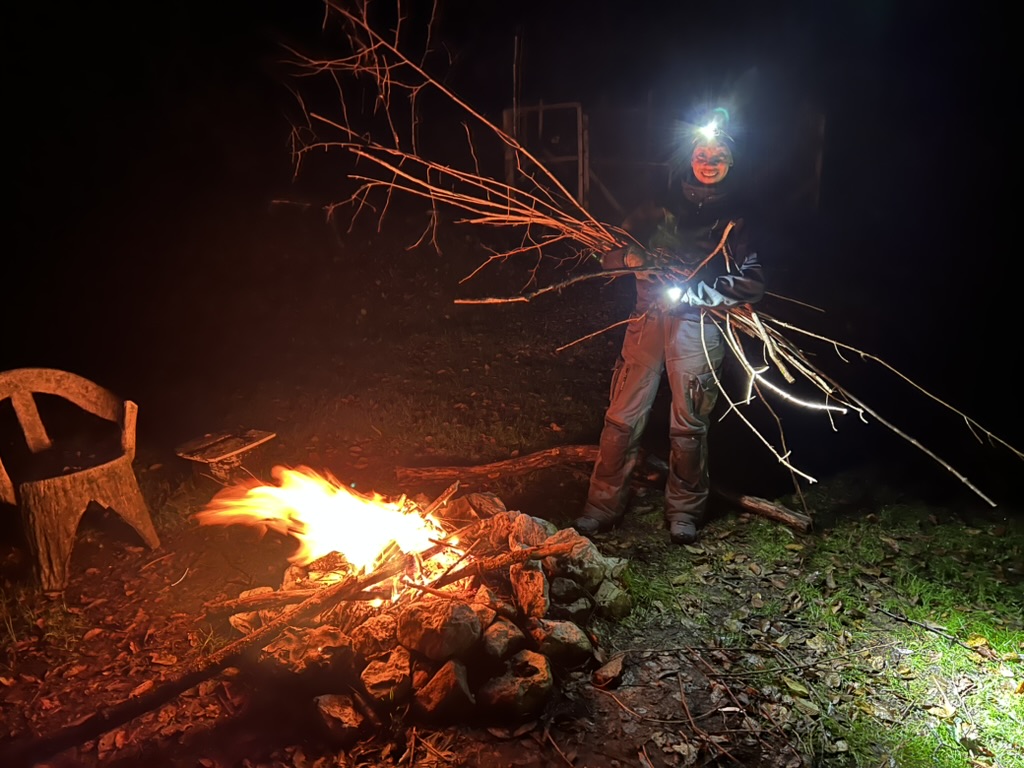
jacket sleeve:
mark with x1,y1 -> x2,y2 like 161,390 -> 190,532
682,251 -> 765,307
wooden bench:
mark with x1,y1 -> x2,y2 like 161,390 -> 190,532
175,429 -> 276,482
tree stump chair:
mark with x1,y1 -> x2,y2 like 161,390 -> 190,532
0,368 -> 160,593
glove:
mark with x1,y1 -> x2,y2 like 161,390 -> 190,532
623,245 -> 646,268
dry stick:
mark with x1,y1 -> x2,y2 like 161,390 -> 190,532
542,730 -> 575,768
808,363 -> 999,507
204,483 -> 467,619
395,444 -> 602,484
429,541 -> 576,590
319,4 -> 1019,513
872,606 -> 979,653
395,445 -> 811,531
769,315 -> 1024,462
696,642 -> 899,679
423,479 -> 460,515
323,1 -> 613,239
0,554 -> 417,767
203,586 -> 392,618
689,652 -> 786,755
677,676 -> 744,766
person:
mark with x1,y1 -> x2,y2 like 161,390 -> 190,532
574,112 -> 765,545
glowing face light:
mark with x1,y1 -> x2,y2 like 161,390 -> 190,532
690,141 -> 733,185
666,285 -> 683,303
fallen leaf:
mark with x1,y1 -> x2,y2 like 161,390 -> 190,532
805,634 -> 828,652
592,653 -> 626,689
879,536 -> 901,553
927,703 -> 956,720
83,628 -> 104,641
793,697 -> 820,716
782,676 -> 809,696
130,680 -> 155,698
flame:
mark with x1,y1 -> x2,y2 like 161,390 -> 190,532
196,465 -> 451,570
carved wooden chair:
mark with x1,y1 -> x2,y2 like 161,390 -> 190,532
0,368 -> 160,592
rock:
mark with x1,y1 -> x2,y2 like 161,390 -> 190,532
526,618 -> 594,667
591,653 -> 626,689
509,514 -> 557,549
541,528 -> 608,591
546,596 -> 594,624
315,693 -> 366,746
263,625 -> 359,678
227,587 -> 275,634
477,650 -> 553,719
361,645 -> 412,705
413,659 -> 475,721
594,579 -> 633,620
549,576 -> 584,603
396,599 -> 481,661
509,560 -> 549,619
350,612 -> 399,660
481,618 -> 527,660
473,584 -> 518,621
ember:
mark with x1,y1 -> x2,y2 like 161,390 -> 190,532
196,465 -> 456,571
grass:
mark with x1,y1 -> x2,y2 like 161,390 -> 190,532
593,481 -> 1024,768
0,587 -> 86,660
721,499 -> 1024,768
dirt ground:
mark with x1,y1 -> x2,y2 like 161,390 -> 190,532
3,176 -> 1020,768
0,194 -> 834,768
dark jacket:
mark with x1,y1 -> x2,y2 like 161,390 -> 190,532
603,175 -> 765,316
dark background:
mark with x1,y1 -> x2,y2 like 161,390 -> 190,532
5,1 -> 1018,506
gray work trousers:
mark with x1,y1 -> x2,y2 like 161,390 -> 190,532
584,311 -> 725,525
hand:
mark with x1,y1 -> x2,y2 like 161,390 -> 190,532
623,246 -> 646,268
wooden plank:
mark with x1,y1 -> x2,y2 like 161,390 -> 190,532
175,429 -> 276,464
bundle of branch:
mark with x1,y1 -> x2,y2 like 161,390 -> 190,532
286,0 -> 1022,507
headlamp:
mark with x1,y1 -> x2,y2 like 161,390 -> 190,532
696,119 -> 721,142
665,285 -> 683,303
690,107 -> 733,147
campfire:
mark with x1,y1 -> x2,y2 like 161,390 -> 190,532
197,465 -> 462,577
195,466 -> 632,743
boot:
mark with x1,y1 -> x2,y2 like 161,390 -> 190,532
666,514 -> 698,545
572,507 -> 623,537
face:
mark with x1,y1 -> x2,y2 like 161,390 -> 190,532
690,142 -> 733,185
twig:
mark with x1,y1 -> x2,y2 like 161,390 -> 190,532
592,687 -> 686,725
677,675 -> 744,766
543,729 -> 575,767
873,606 -> 978,653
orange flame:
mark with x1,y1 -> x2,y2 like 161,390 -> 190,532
195,465 -> 450,570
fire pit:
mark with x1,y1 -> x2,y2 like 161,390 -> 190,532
196,466 -> 633,744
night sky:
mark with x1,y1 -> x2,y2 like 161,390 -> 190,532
6,1 -> 1018,501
